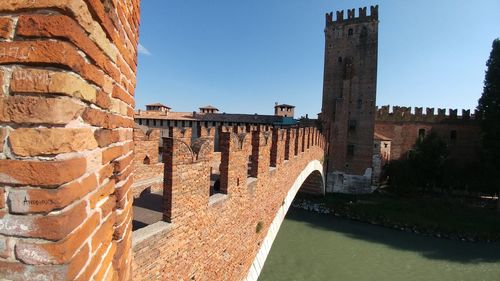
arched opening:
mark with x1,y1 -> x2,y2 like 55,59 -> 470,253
143,155 -> 151,165
298,170 -> 324,195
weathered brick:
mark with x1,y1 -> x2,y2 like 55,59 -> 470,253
0,187 -> 4,209
8,174 -> 98,214
67,243 -> 90,280
16,14 -> 120,81
90,180 -> 115,209
91,214 -> 115,252
82,107 -> 134,129
0,69 -> 4,96
102,146 -> 123,164
113,164 -> 132,182
99,164 -> 114,184
0,200 -> 87,240
15,212 -> 99,264
0,261 -> 68,281
0,41 -> 105,88
9,128 -> 98,157
96,90 -> 112,110
116,187 -> 132,210
0,0 -> 141,278
0,127 -> 6,153
100,195 -> 116,219
76,237 -> 111,281
115,196 -> 132,226
113,220 -> 132,269
94,242 -> 117,281
10,68 -> 97,103
0,236 -> 14,259
95,129 -> 120,148
0,96 -> 83,125
0,157 -> 86,186
112,84 -> 134,106
115,176 -> 132,203
114,153 -> 133,173
0,0 -> 119,62
0,17 -> 13,39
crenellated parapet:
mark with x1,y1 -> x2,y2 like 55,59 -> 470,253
326,5 -> 378,26
162,126 -> 327,223
250,130 -> 272,178
163,128 -> 214,223
376,105 -> 480,123
271,128 -> 286,167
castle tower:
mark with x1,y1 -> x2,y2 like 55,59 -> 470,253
321,6 -> 379,192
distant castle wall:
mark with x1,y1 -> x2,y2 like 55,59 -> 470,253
376,105 -> 480,122
375,105 -> 481,162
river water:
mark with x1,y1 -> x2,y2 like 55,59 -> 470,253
259,208 -> 500,281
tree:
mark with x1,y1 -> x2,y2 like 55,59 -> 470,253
386,132 -> 447,194
477,39 -> 500,210
411,132 -> 448,192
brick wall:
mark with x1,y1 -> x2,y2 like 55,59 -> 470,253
375,121 -> 481,162
0,1 -> 140,280
132,126 -> 326,280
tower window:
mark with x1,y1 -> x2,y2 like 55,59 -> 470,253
348,28 -> 353,36
338,57 -> 342,63
347,144 -> 355,157
357,99 -> 362,109
348,120 -> 357,131
143,156 -> 151,165
418,129 -> 426,139
450,130 -> 457,143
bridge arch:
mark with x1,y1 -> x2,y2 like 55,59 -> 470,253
245,160 -> 325,281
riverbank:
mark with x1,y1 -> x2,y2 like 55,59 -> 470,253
293,193 -> 500,243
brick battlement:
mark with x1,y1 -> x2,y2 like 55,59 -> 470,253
376,105 -> 481,122
326,5 -> 379,25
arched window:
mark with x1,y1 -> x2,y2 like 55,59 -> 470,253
348,28 -> 353,36
143,155 -> 150,165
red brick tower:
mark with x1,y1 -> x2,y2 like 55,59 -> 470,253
321,6 -> 379,192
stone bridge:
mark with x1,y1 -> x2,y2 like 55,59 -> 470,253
132,126 -> 326,280
0,1 -> 327,280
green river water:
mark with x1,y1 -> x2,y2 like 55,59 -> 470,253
259,208 -> 500,281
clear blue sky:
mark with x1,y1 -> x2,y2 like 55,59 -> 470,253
135,0 -> 500,118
